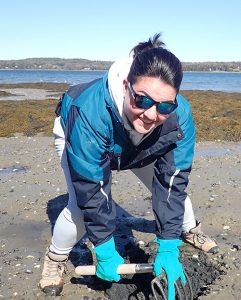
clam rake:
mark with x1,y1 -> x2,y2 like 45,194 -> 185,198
75,263 -> 193,300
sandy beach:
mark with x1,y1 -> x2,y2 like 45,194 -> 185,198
0,85 -> 241,299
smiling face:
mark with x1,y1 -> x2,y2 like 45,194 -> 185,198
123,76 -> 177,134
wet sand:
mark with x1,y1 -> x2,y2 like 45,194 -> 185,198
0,84 -> 241,299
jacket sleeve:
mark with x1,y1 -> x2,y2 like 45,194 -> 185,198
152,96 -> 196,240
62,97 -> 115,247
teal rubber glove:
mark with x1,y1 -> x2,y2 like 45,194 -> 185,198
94,237 -> 124,282
154,238 -> 186,300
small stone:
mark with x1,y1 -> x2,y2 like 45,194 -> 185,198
34,265 -> 41,268
192,254 -> 199,261
223,225 -> 230,230
220,266 -> 227,272
233,245 -> 241,251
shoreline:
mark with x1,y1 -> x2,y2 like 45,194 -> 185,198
1,82 -> 241,94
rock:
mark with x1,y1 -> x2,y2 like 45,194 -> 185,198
223,225 -> 230,230
233,245 -> 241,251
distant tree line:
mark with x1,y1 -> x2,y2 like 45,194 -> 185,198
0,58 -> 240,72
0,58 -> 112,71
183,61 -> 241,72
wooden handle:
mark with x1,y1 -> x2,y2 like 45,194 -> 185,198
75,263 -> 154,276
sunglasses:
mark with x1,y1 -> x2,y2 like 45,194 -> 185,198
128,83 -> 178,115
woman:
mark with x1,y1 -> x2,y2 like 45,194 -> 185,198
39,34 -> 218,300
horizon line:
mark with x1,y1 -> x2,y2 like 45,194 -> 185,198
0,57 -> 241,64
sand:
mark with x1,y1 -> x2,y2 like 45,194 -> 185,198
0,135 -> 240,299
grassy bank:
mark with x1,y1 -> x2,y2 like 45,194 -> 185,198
0,83 -> 240,141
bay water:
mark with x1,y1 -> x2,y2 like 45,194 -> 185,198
0,69 -> 241,93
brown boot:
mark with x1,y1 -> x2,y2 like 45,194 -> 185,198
182,222 -> 219,254
39,247 -> 68,296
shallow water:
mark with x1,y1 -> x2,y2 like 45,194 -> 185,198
195,142 -> 241,157
0,165 -> 27,176
196,148 -> 231,157
1,70 -> 241,92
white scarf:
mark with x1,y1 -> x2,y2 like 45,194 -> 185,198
107,56 -> 132,116
107,56 -> 152,146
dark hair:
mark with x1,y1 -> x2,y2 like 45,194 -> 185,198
127,33 -> 183,91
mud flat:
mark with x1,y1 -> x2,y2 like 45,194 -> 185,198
0,136 -> 240,299
0,84 -> 241,299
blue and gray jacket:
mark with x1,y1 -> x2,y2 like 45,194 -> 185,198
58,73 -> 195,247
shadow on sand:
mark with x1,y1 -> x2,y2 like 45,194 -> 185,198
46,193 -> 156,263
45,194 -> 223,300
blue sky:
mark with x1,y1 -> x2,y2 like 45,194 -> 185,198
1,0 -> 241,62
